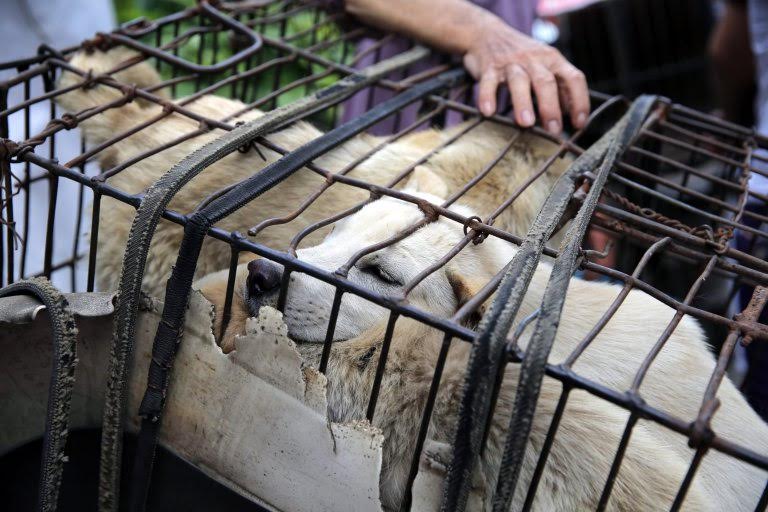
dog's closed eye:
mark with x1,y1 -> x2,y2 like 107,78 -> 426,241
358,263 -> 401,286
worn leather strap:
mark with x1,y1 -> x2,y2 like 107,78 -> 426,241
0,277 -> 79,512
491,95 -> 656,511
97,44 -> 432,512
125,69 -> 464,511
441,96 -> 657,512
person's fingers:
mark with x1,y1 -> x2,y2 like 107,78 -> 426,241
462,52 -> 482,80
555,62 -> 590,128
506,64 -> 534,127
528,64 -> 562,134
477,67 -> 501,117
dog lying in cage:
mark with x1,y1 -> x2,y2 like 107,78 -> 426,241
55,47 -> 568,300
213,192 -> 768,511
54,49 -> 768,510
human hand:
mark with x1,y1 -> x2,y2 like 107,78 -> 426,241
463,19 -> 590,134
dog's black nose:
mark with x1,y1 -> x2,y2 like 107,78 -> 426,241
247,259 -> 282,296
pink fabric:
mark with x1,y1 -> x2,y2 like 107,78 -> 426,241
537,0 -> 602,17
340,0 -> 538,134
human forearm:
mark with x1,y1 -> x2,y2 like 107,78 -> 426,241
344,0 -> 590,132
345,0 -> 503,55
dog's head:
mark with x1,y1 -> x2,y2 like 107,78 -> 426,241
234,192 -> 512,345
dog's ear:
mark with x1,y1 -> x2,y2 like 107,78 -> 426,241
404,165 -> 449,197
446,267 -> 490,329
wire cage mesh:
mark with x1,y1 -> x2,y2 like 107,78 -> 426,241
0,0 -> 767,511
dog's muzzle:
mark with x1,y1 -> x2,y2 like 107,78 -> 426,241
246,259 -> 282,314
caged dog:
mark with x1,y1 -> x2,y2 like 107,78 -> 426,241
55,49 -> 768,510
215,193 -> 768,511
55,47 -> 568,301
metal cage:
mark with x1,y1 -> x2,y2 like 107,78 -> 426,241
0,1 -> 767,511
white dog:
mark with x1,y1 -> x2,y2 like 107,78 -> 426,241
55,48 -> 568,299
226,192 -> 768,511
54,48 -> 768,511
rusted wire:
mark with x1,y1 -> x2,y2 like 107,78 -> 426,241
601,187 -> 734,252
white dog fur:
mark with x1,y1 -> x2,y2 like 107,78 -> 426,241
55,47 -> 568,299
55,49 -> 768,511
229,192 -> 768,511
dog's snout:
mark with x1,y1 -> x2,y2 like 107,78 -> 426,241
247,259 -> 282,295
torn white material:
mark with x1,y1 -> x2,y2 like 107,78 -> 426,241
126,298 -> 385,512
0,292 -> 468,511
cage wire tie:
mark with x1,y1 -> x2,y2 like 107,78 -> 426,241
688,400 -> 719,449
462,215 -> 488,245
234,121 -> 267,160
0,138 -> 19,162
580,239 -> 614,263
81,34 -> 113,53
36,44 -> 67,61
4,112 -> 83,164
369,186 -> 384,200
417,198 -> 440,223
119,84 -> 138,103
505,308 -> 540,355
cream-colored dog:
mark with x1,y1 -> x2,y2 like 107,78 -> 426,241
55,49 -> 768,510
55,48 -> 567,300
229,193 -> 768,511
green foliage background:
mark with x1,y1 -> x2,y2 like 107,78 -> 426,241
112,0 -> 351,127
114,0 -> 195,24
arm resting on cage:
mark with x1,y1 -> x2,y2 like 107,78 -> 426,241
342,0 -> 590,130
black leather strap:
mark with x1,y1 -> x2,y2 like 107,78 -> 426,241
128,69 -> 465,512
98,44 -> 431,511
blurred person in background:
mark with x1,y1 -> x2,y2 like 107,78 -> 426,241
710,0 -> 768,420
1,0 -> 116,290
